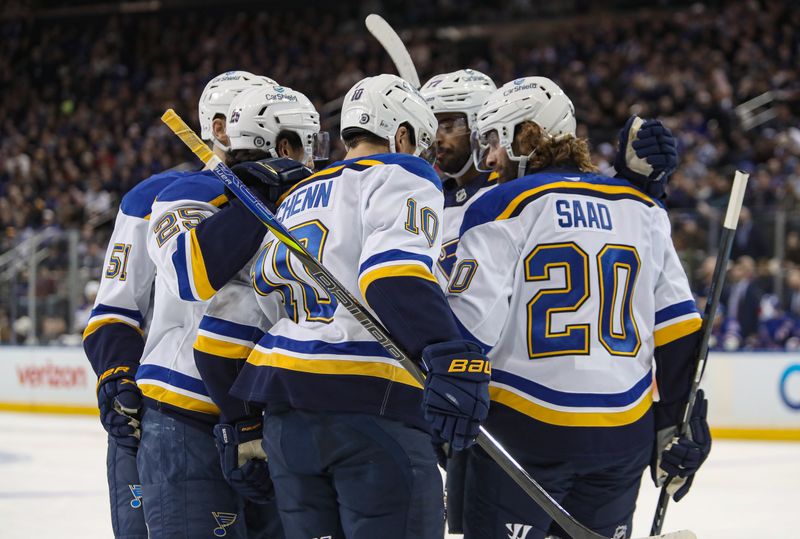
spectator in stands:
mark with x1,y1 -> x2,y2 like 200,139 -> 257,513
724,256 -> 763,343
730,206 -> 769,261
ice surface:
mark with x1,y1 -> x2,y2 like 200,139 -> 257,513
0,412 -> 796,539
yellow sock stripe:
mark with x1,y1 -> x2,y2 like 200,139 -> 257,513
161,109 -> 214,164
138,383 -> 220,415
489,386 -> 653,427
247,349 -> 422,389
194,334 -> 254,359
498,181 -> 655,221
188,228 -> 216,301
82,317 -> 143,341
654,317 -> 702,347
358,263 -> 438,299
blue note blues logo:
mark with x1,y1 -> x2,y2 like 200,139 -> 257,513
212,512 -> 238,537
128,484 -> 142,509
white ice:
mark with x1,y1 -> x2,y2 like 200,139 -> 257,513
0,412 -> 797,539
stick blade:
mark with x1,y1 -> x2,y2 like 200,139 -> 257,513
634,530 -> 697,539
365,14 -> 420,88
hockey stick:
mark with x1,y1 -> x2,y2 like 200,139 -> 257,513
365,14 -> 421,89
650,170 -> 749,535
161,109 -> 695,539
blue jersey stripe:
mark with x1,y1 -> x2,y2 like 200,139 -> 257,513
258,334 -> 393,358
492,369 -> 652,408
359,249 -> 433,274
136,364 -> 209,396
655,299 -> 700,325
335,153 -> 441,191
199,316 -> 265,342
89,304 -> 144,324
172,236 -> 195,301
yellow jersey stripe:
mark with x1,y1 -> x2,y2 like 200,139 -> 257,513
194,335 -> 254,359
188,228 -> 216,301
654,317 -> 702,347
354,159 -> 385,167
358,263 -> 439,299
138,383 -> 220,415
490,386 -> 653,427
277,164 -> 346,205
247,349 -> 422,389
498,182 -> 655,221
82,317 -> 144,341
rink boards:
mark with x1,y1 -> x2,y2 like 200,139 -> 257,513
0,347 -> 799,440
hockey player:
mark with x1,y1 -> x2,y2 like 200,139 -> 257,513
421,69 -> 681,535
447,77 -> 710,539
82,70 -> 273,539
229,74 -> 491,539
135,82 -> 321,538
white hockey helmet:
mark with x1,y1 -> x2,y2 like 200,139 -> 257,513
340,74 -> 437,163
421,69 -> 496,130
474,76 -> 576,178
198,71 -> 277,146
226,85 -> 328,164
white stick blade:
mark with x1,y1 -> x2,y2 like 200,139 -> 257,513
365,14 -> 420,88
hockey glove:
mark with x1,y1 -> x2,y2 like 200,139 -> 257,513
614,115 -> 678,199
421,340 -> 490,452
231,157 -> 312,212
213,419 -> 275,503
96,365 -> 142,455
651,390 -> 711,502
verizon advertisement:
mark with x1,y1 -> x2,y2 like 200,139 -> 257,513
0,347 -> 96,410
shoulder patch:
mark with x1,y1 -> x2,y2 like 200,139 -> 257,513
154,170 -> 227,205
120,170 -> 185,218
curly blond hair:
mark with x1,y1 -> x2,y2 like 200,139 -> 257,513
513,121 -> 597,174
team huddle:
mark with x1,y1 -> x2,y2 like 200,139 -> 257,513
83,67 -> 712,539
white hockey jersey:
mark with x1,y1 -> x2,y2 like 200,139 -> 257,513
231,153 -> 448,429
447,170 -> 702,456
136,171 -> 229,421
435,171 -> 498,288
83,171 -> 179,377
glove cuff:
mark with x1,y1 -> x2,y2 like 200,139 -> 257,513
234,418 -> 263,444
96,363 -> 138,393
422,340 -> 489,376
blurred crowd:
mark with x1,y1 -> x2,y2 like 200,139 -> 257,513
1,0 -> 799,349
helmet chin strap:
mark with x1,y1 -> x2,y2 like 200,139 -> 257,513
443,154 -> 473,180
213,136 -> 231,153
388,135 -> 397,154
514,149 -> 536,179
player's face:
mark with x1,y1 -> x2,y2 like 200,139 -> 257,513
435,113 -> 471,174
484,132 -> 514,183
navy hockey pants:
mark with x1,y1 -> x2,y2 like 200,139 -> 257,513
463,444 -> 650,539
136,407 -> 283,539
106,436 -> 147,539
263,408 -> 445,539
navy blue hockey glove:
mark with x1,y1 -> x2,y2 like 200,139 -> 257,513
651,390 -> 711,502
614,116 -> 678,199
213,419 -> 275,503
96,365 -> 142,455
421,340 -> 490,452
230,157 -> 312,211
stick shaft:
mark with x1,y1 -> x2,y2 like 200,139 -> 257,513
650,170 -> 749,535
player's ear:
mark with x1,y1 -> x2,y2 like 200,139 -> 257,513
212,117 -> 230,147
395,125 -> 413,154
277,137 -> 290,158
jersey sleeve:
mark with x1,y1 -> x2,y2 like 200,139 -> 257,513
357,163 -> 463,359
445,219 -> 520,353
194,277 -> 275,424
146,196 -> 225,302
83,210 -> 152,377
652,212 -> 703,428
